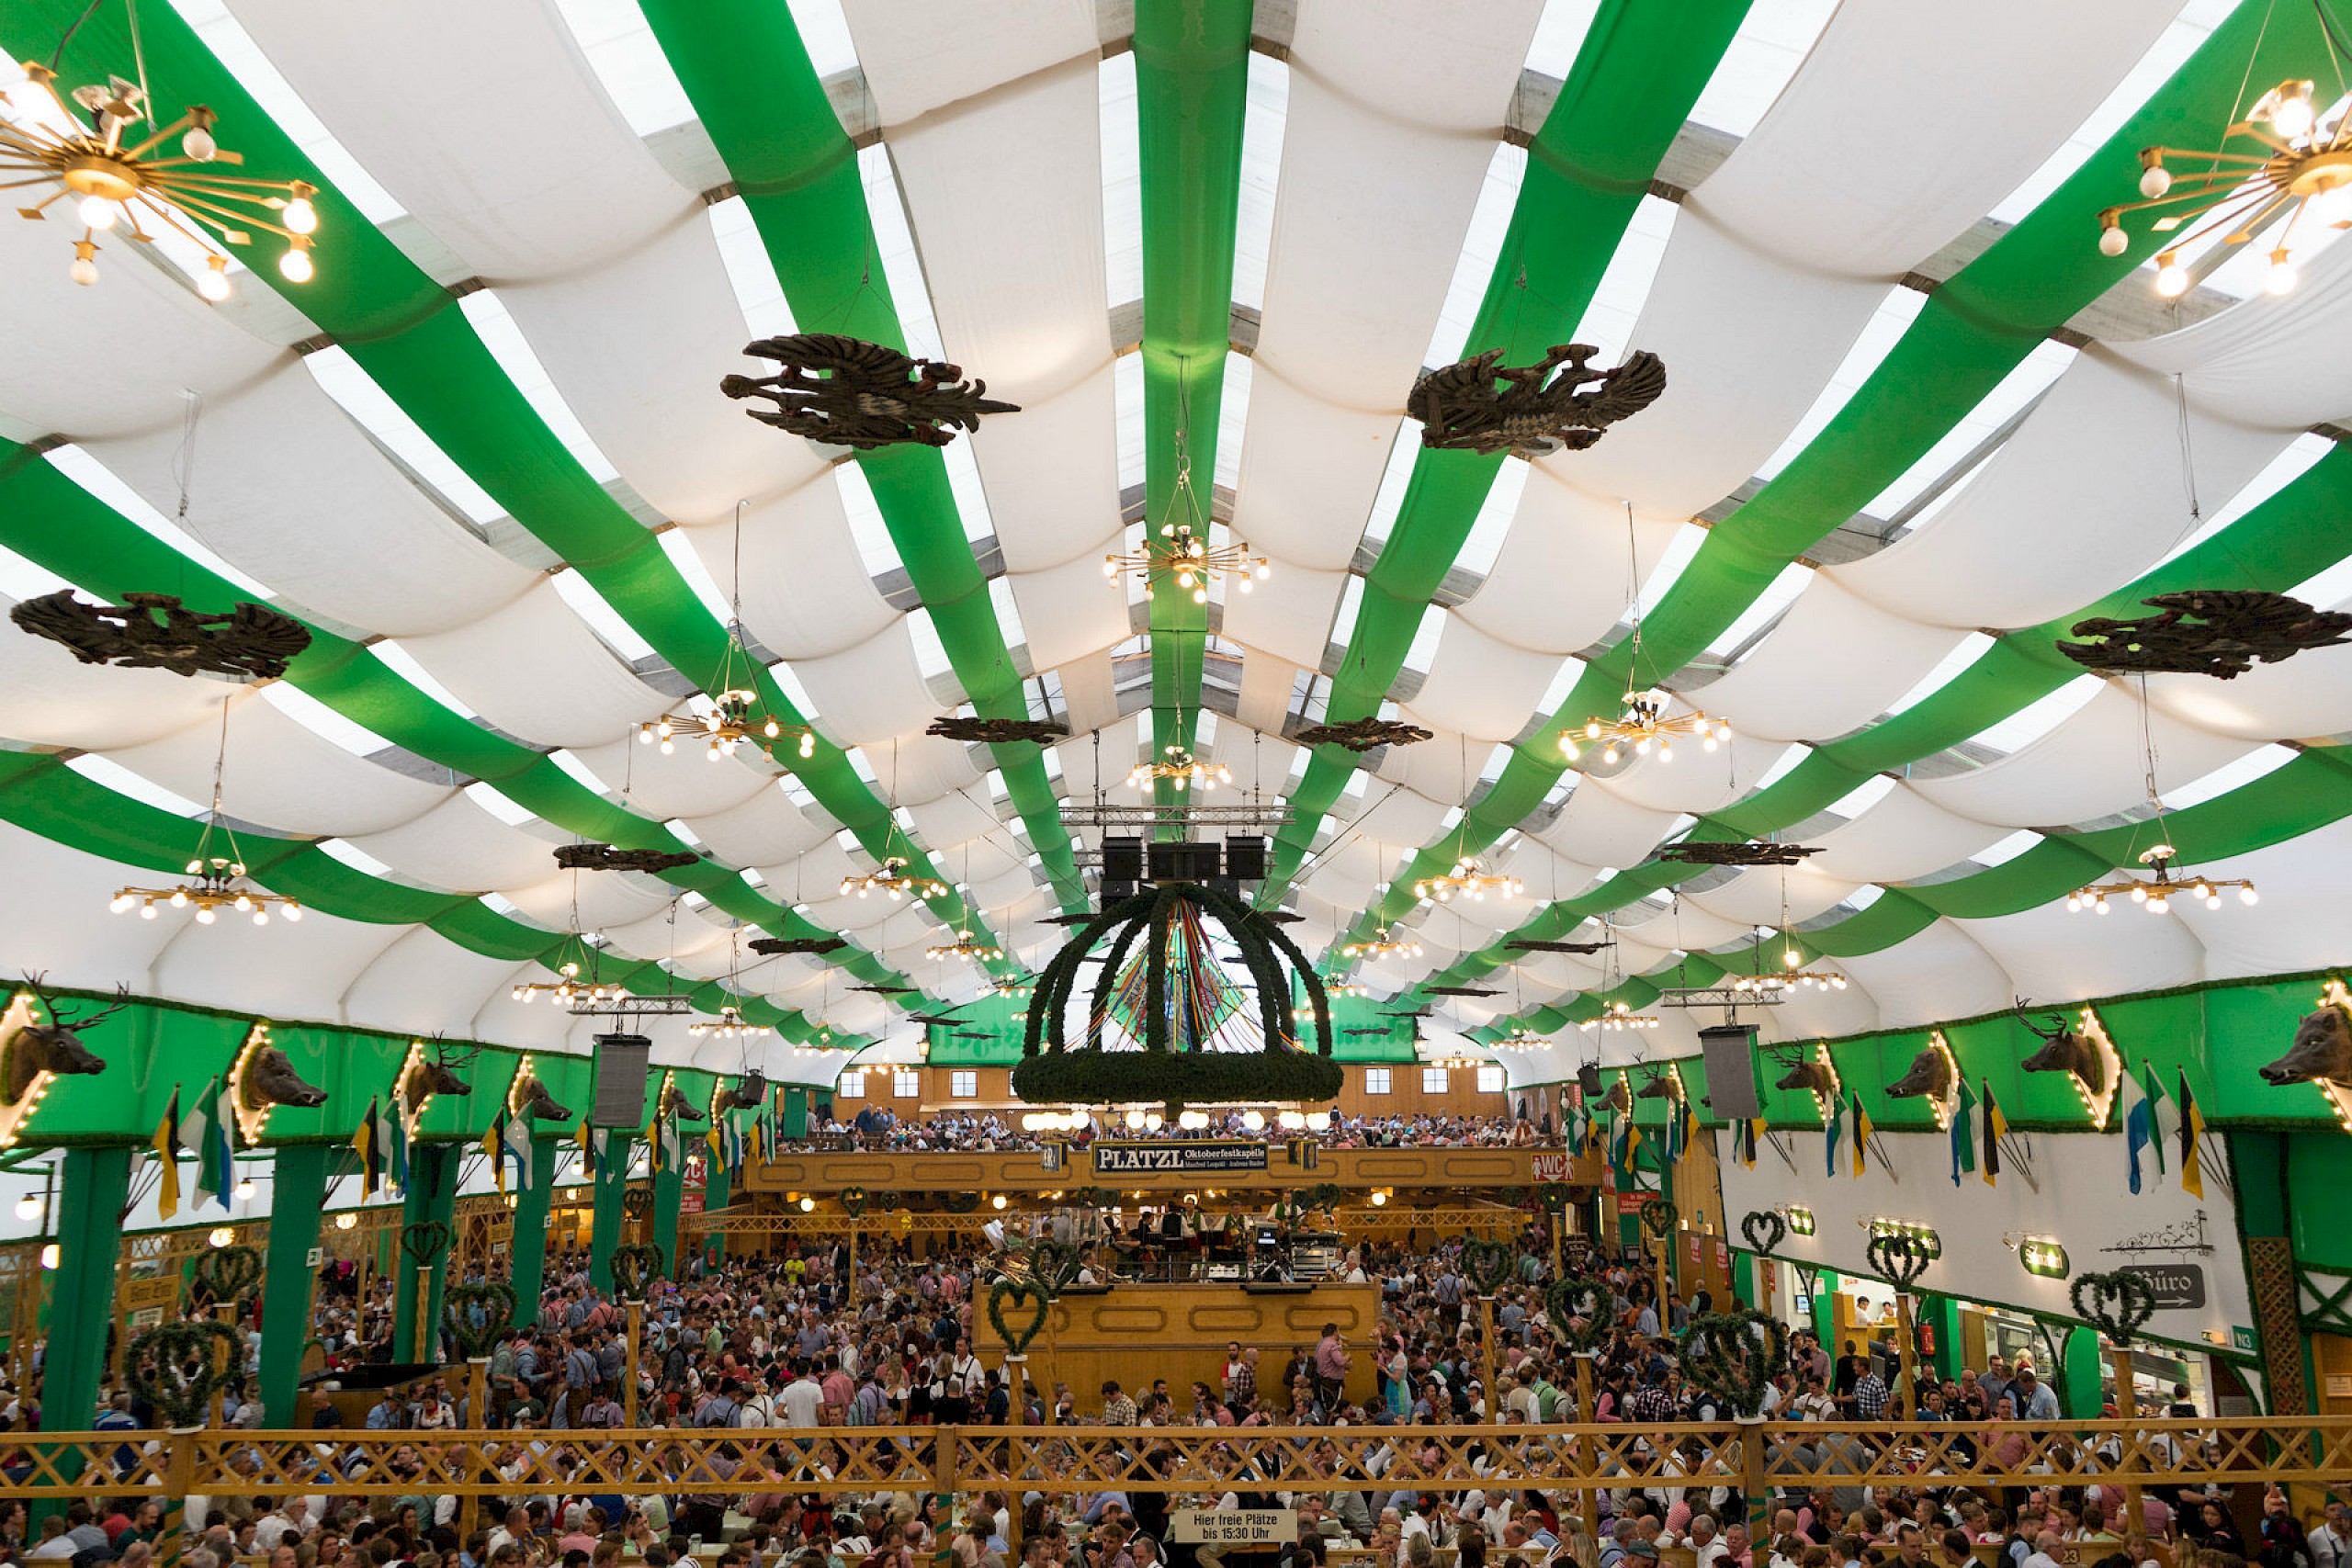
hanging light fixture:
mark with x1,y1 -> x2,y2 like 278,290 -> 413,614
1734,887 -> 1849,994
638,503 -> 815,762
2067,676 -> 2256,916
687,1004 -> 763,1039
986,976 -> 1033,1001
1561,502 -> 1727,765
1340,924 -> 1422,961
1413,856 -> 1523,905
1125,742 -> 1230,793
842,855 -> 948,902
0,3 -> 321,294
108,699 -> 300,926
927,928 -> 1004,964
1102,379 -> 1268,605
510,879 -> 622,1003
1580,919 -> 1658,1030
2097,38 -> 2352,299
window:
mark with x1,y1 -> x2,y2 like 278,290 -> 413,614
950,1070 -> 978,1099
1477,1065 -> 1506,1094
836,1069 -> 866,1099
1421,1066 -> 1449,1095
894,1068 -> 921,1099
1364,1067 -> 1392,1096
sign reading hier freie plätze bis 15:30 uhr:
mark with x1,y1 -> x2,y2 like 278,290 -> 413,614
1170,1512 -> 1297,1546
1091,1139 -> 1272,1175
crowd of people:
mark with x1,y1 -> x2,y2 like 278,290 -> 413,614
6,1219 -> 2336,1568
786,1109 -> 1538,1155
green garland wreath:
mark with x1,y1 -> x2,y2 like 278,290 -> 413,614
1679,1309 -> 1786,1418
192,1245 -> 263,1304
987,1279 -> 1050,1355
1638,1196 -> 1678,1239
610,1243 -> 665,1301
941,1191 -> 980,1214
1013,884 -> 1340,1109
1461,1236 -> 1516,1295
2070,1269 -> 2157,1347
127,1319 -> 243,1427
1867,1232 -> 1934,1291
840,1186 -> 868,1217
444,1282 -> 516,1359
1544,1271 -> 1617,1353
1739,1209 -> 1787,1258
401,1221 -> 453,1264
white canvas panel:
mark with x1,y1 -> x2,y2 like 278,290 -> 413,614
978,373 -> 1122,573
564,735 -> 772,820
228,0 -> 695,272
871,726 -> 988,805
343,927 -> 545,1038
794,624 -> 949,747
1683,863 -> 1859,928
1583,732 -> 1794,818
684,480 -> 899,662
85,365 -> 534,637
2167,821 -> 2352,982
843,0 -> 1097,125
1458,474 -> 1687,655
149,901 -> 408,1021
908,790 -> 1002,854
2109,237 -> 2352,431
499,868 -> 677,932
0,827 -> 191,992
1235,649 -> 1297,737
1806,785 -> 2012,886
681,789 -> 833,871
397,581 -> 672,748
1011,543 -> 1131,671
1404,615 -> 1566,742
1231,372 -> 1397,570
1958,899 -> 2207,1007
1751,977 -> 1879,1040
1055,716 -> 1140,800
346,794 -> 560,894
1836,354 -> 2290,631
105,693 -> 449,838
1222,564 -> 1347,671
1912,686 -> 2256,830
1292,0 -> 1544,133
1534,781 -> 1683,872
0,617 -> 234,750
1697,578 -> 1971,742
2139,634 -> 2352,743
499,216 -> 827,523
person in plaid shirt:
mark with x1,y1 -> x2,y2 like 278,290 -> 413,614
1101,1379 -> 1138,1426
1853,1364 -> 1891,1421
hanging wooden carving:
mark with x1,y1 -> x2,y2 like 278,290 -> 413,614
1295,716 -> 1433,752
1408,344 -> 1667,458
1507,938 -> 1611,953
12,590 -> 311,680
850,983 -> 916,995
1655,841 -> 1823,868
927,715 -> 1069,744
553,844 -> 701,874
723,333 -> 1019,450
748,936 -> 844,956
1424,985 -> 1498,997
2056,590 -> 2352,678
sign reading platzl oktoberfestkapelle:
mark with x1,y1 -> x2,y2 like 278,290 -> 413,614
1091,1139 -> 1270,1175
1170,1511 -> 1296,1545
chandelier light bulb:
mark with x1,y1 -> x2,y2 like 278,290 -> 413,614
197,255 -> 232,301
282,195 -> 320,234
2240,886 -> 2259,906
170,889 -> 190,908
69,247 -> 98,288
2267,84 -> 2317,141
2154,253 -> 2189,298
2098,223 -> 2130,257
109,894 -> 132,914
279,245 -> 314,283
2265,248 -> 2297,295
76,195 -> 118,230
139,902 -> 157,919
2138,164 -> 2172,199
182,124 -> 218,162
194,906 -> 215,925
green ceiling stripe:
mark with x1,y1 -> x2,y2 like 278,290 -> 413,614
1265,0 -> 1753,894
0,442 -> 936,1027
1135,0 -> 1250,803
6,0 -> 1005,961
636,0 -> 1082,919
1335,0 -> 2345,952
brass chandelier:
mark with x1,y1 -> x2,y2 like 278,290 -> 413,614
2069,843 -> 2257,915
1126,742 -> 1230,793
1561,505 -> 1726,766
2098,64 -> 2352,298
1587,998 -> 1660,1032
1,4 -> 321,296
1340,923 -> 1422,961
509,946 -> 625,1006
842,855 -> 947,902
926,928 -> 1004,964
687,1004 -> 764,1039
1103,375 -> 1268,606
640,504 -> 816,761
108,701 -> 300,926
1413,855 -> 1523,905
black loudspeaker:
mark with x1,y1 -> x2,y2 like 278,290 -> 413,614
1149,840 -> 1221,881
1101,880 -> 1138,906
1701,1023 -> 1763,1121
1102,837 -> 1145,881
1577,1064 -> 1602,1099
1225,836 -> 1269,880
590,1033 -> 653,1128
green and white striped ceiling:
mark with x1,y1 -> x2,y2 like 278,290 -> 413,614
2,0 -> 2349,1085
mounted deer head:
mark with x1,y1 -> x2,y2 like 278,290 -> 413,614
2014,997 -> 2107,1100
1634,1071 -> 1678,1101
1774,1058 -> 1835,1096
6,977 -> 120,1102
400,1055 -> 470,1119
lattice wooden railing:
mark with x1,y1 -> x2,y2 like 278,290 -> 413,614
2,1417 -> 2347,1499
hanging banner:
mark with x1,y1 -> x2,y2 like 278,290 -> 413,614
1092,1140 -> 1270,1175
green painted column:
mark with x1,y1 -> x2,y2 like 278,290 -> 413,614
257,1145 -> 332,1425
391,1143 -> 458,1363
782,1088 -> 808,1140
1729,1249 -> 1757,1309
589,1133 -> 628,1298
2062,1325 -> 2106,1419
1926,1293 -> 1964,1382
509,1138 -> 559,1327
38,1146 -> 131,1434
651,1156 -> 684,1279
703,1156 -> 730,1269
1809,1269 -> 1839,1348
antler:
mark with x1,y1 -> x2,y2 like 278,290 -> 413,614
35,977 -> 130,1031
2011,996 -> 2063,1041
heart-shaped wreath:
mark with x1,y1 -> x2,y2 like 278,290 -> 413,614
1544,1271 -> 1618,1353
1027,1240 -> 1081,1292
987,1278 -> 1050,1356
622,1189 -> 652,1220
941,1191 -> 980,1214
126,1319 -> 243,1427
610,1242 -> 666,1301
1462,1236 -> 1516,1296
192,1244 -> 264,1304
1867,1231 -> 1934,1292
1639,1195 -> 1679,1238
444,1281 -> 516,1359
2070,1269 -> 2158,1347
1739,1209 -> 1788,1258
1679,1309 -> 1786,1418
401,1220 -> 453,1264
872,1189 -> 901,1210
840,1187 -> 868,1217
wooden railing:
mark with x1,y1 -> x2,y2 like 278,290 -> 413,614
6,1416 -> 2347,1498
741,1145 -> 1589,1199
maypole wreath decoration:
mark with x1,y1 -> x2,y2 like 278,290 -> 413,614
1739,1210 -> 1788,1258
987,1279 -> 1051,1356
2070,1269 -> 2158,1347
192,1245 -> 263,1305
401,1222 -> 452,1265
1462,1236 -> 1517,1296
610,1243 -> 665,1301
126,1320 -> 244,1428
1679,1309 -> 1786,1417
1638,1196 -> 1678,1239
444,1282 -> 516,1359
1867,1231 -> 1935,1292
840,1186 -> 869,1217
1014,883 -> 1340,1111
1545,1271 -> 1618,1353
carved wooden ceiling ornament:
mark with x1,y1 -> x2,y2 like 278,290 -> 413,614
927,715 -> 1069,744
1295,716 -> 1434,752
2057,590 -> 2352,678
748,936 -> 844,956
12,591 -> 311,680
552,844 -> 701,874
723,333 -> 1019,450
1408,343 -> 1667,458
1655,841 -> 1825,868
